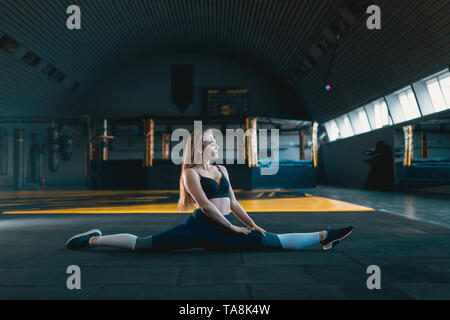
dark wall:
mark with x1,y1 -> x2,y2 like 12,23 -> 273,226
319,126 -> 395,188
76,53 -> 298,119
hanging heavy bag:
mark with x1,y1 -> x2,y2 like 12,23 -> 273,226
30,133 -> 45,183
59,125 -> 73,161
47,126 -> 60,172
13,127 -> 25,190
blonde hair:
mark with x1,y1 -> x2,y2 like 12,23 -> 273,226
177,128 -> 213,212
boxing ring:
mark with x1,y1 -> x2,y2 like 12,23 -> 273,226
87,116 -> 318,190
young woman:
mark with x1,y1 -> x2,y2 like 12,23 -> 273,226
66,128 -> 353,252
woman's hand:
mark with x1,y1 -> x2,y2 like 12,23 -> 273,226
229,225 -> 252,235
249,224 -> 266,236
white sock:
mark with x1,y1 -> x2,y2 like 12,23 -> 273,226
91,234 -> 138,250
277,232 -> 321,250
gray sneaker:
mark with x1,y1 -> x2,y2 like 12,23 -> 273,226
66,229 -> 102,250
320,226 -> 354,250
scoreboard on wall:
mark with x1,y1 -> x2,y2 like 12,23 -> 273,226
205,89 -> 249,116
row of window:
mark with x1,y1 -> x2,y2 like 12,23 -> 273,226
323,68 -> 450,141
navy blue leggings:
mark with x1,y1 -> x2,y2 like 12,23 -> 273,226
147,209 -> 266,252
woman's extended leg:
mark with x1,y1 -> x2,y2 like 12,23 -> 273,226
67,215 -> 202,251
65,229 -> 138,250
261,231 -> 325,250
90,233 -> 137,250
89,223 -> 200,251
261,226 -> 354,251
213,226 -> 353,251
209,230 -> 323,251
67,225 -> 199,251
135,222 -> 201,252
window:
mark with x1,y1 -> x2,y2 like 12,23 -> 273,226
347,107 -> 371,134
335,114 -> 354,138
413,69 -> 450,116
426,78 -> 447,112
385,86 -> 421,123
323,69 -> 450,144
426,72 -> 450,112
324,120 -> 340,141
398,89 -> 421,119
440,73 -> 450,105
364,98 -> 392,129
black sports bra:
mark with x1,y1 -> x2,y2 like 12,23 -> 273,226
194,165 -> 230,200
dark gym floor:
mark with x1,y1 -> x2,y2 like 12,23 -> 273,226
0,187 -> 449,300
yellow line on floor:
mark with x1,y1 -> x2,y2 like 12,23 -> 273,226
239,197 -> 373,212
2,196 -> 373,214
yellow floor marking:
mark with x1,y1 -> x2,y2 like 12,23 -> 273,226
3,196 -> 373,214
238,197 -> 373,212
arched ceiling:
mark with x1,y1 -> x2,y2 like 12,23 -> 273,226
0,0 -> 448,121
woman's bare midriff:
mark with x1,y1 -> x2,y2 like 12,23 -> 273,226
195,197 -> 231,216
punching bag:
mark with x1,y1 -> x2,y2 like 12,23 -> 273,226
30,133 -> 45,183
0,128 -> 8,176
59,125 -> 73,161
47,126 -> 60,172
13,126 -> 25,190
